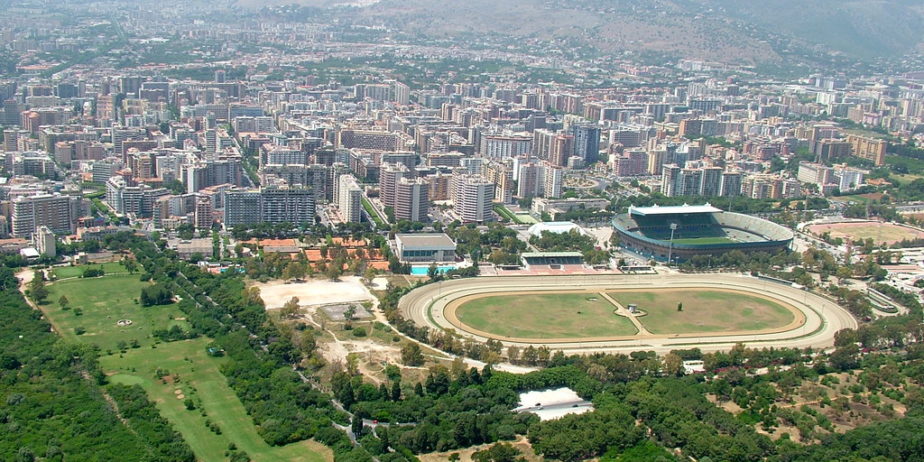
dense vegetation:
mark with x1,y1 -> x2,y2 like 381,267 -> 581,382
0,267 -> 193,461
126,234 -> 382,461
529,230 -> 610,265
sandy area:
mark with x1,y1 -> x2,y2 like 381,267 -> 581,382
516,388 -> 582,408
319,337 -> 404,383
807,221 -> 924,245
256,276 -> 376,309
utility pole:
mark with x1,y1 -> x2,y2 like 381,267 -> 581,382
667,222 -> 678,265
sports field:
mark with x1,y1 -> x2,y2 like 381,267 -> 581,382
455,292 -> 638,339
101,339 -> 331,462
608,289 -> 795,334
52,261 -> 127,279
44,272 -> 187,352
807,221 -> 924,245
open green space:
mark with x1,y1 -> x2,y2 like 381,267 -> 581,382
44,273 -> 187,352
891,173 -> 923,185
493,205 -> 538,224
669,236 -> 736,245
100,339 -> 331,462
608,289 -> 795,335
52,261 -> 126,279
456,292 -> 638,339
514,213 -> 539,224
361,196 -> 386,226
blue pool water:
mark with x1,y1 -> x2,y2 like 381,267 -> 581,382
410,265 -> 457,275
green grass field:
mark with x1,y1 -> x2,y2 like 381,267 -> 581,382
669,237 -> 736,245
44,273 -> 187,352
608,289 -> 794,335
52,261 -> 127,279
456,292 -> 638,339
100,339 -> 331,462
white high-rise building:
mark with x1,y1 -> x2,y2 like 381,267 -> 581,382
11,194 -> 78,238
33,225 -> 56,257
338,175 -> 363,223
543,164 -> 564,199
452,174 -> 494,223
379,162 -> 408,208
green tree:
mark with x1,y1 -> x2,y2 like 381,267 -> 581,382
401,342 -> 424,366
473,443 -> 525,462
280,297 -> 300,319
325,262 -> 343,281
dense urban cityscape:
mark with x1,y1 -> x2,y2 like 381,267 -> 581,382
1,1 -> 924,461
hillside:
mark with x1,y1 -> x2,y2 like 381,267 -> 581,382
240,0 -> 924,65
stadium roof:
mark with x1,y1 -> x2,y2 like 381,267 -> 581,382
629,204 -> 723,216
521,252 -> 585,258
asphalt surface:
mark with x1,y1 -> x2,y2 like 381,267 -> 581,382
397,273 -> 858,355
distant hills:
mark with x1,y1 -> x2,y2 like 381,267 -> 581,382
241,0 -> 924,65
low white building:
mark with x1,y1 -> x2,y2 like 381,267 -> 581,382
395,233 -> 456,263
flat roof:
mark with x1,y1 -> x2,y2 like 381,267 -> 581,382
395,233 -> 456,249
522,252 -> 584,258
629,204 -> 723,216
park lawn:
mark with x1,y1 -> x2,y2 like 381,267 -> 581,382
52,261 -> 128,279
456,292 -> 638,339
44,273 -> 187,352
514,213 -> 539,224
891,173 -> 923,185
608,289 -> 794,335
100,339 -> 332,462
669,237 -> 736,245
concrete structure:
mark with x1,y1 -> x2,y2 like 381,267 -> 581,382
452,174 -> 494,223
224,186 -> 315,227
847,134 -> 887,166
613,204 -> 794,262
33,225 -> 56,257
338,175 -> 363,223
394,177 -> 429,222
480,134 -> 532,160
11,194 -> 78,238
170,238 -> 212,260
379,162 -> 408,209
194,197 -> 213,230
395,233 -> 457,263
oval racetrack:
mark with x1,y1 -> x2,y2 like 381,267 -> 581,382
397,274 -> 858,354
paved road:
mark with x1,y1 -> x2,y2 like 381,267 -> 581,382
398,273 -> 858,355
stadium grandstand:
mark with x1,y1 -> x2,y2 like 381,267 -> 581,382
521,252 -> 585,271
613,204 -> 793,262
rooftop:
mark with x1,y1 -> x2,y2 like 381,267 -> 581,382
629,204 -> 723,216
395,233 -> 456,249
522,252 -> 585,258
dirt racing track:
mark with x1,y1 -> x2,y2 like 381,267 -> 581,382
397,274 -> 859,355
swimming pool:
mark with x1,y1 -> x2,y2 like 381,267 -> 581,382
410,265 -> 457,275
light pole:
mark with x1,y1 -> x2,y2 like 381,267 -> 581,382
667,223 -> 678,265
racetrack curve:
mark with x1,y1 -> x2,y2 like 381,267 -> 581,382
397,273 -> 858,355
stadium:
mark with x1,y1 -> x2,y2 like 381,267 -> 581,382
613,204 -> 794,262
